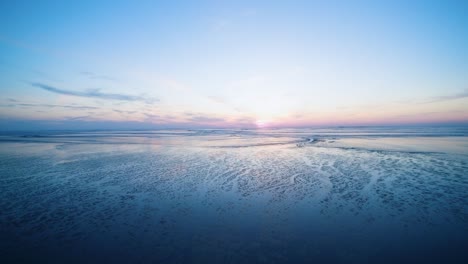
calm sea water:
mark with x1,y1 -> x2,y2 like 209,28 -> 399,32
1,127 -> 467,263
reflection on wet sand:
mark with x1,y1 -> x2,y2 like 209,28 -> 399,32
0,127 -> 467,263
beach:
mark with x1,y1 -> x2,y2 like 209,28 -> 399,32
1,127 -> 467,263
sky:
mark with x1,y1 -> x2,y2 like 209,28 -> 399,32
0,0 -> 467,130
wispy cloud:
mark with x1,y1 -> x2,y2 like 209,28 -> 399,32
31,82 -> 158,104
1,101 -> 100,110
113,109 -> 137,114
390,110 -> 467,120
144,113 -> 160,118
234,117 -> 256,125
65,115 -> 92,121
423,89 -> 468,104
189,116 -> 225,123
80,71 -> 117,81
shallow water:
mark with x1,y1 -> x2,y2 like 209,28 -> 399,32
1,127 -> 467,263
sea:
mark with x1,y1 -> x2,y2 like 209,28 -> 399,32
0,126 -> 467,263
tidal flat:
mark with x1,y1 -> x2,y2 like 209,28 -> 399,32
1,127 -> 467,263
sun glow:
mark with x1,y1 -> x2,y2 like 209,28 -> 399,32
255,119 -> 270,128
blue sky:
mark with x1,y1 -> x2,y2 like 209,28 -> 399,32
1,0 -> 467,130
